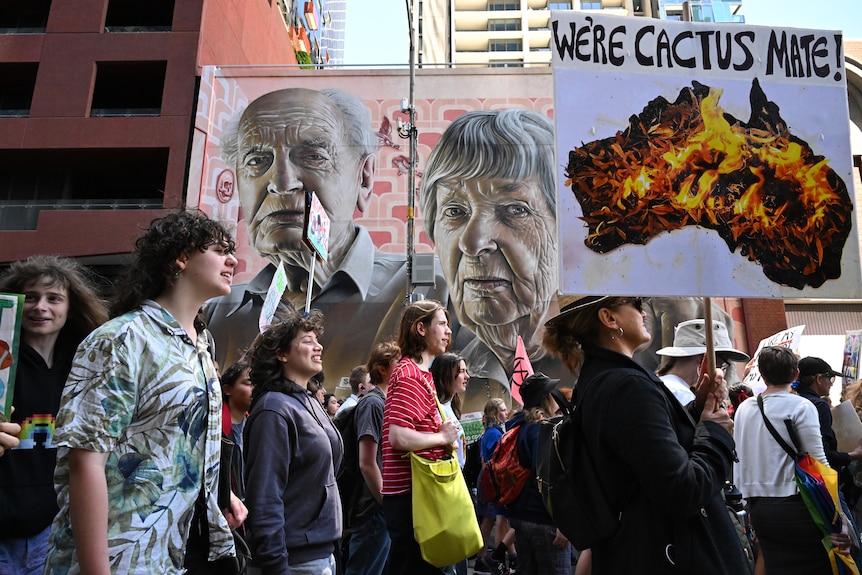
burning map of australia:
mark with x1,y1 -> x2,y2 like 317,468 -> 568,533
565,78 -> 853,290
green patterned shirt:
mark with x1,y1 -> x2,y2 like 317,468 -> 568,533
45,301 -> 233,575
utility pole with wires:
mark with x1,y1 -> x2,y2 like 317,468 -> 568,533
399,0 -> 419,305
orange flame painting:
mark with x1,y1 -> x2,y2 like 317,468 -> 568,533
565,78 -> 853,290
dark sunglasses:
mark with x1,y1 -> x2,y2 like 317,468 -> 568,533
607,297 -> 644,312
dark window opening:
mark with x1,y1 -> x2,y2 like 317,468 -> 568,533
0,0 -> 51,33
489,40 -> 522,52
91,61 -> 166,117
488,19 -> 520,31
104,0 -> 174,32
0,148 -> 167,230
0,62 -> 38,116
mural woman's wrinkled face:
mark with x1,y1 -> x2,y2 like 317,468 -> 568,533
434,176 -> 557,335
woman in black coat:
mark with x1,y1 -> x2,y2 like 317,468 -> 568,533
542,296 -> 749,575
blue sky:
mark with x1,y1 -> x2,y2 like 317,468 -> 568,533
343,0 -> 862,67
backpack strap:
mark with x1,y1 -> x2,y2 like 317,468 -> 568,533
756,394 -> 802,459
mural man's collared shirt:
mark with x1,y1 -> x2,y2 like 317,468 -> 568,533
46,300 -> 233,575
205,226 -> 450,372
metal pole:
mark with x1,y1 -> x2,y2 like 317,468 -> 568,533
404,0 -> 417,305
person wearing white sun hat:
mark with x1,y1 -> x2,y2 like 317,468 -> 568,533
656,319 -> 750,406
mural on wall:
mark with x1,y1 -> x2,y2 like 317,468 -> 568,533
552,11 -> 861,299
192,67 -> 745,413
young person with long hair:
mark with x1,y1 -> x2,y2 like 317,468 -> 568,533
430,352 -> 468,466
381,300 -> 458,575
44,211 -> 244,575
0,256 -> 109,575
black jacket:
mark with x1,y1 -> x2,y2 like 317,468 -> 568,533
577,344 -> 749,574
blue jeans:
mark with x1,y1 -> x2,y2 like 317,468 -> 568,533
345,509 -> 390,575
0,525 -> 52,575
510,518 -> 571,575
290,553 -> 336,575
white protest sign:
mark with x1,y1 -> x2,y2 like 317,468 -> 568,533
258,261 -> 288,333
742,325 -> 806,394
552,11 -> 859,299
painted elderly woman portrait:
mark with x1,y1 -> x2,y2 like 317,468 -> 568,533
419,109 -> 564,408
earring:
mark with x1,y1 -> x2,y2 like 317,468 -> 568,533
174,271 -> 180,280
618,327 -> 624,338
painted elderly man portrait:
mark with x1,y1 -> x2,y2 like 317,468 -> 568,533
419,109 -> 567,409
204,87 -> 448,374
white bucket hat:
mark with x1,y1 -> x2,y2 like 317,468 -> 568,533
656,319 -> 750,363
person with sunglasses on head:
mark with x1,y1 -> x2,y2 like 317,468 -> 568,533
542,295 -> 749,575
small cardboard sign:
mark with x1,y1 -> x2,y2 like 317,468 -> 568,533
0,293 -> 24,421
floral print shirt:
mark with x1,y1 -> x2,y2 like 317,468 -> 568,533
45,301 -> 233,575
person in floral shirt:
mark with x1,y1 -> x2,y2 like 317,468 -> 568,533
45,211 -> 245,575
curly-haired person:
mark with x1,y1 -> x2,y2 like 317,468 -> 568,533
242,308 -> 343,575
45,211 -> 244,575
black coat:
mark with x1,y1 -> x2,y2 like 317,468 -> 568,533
577,344 -> 749,575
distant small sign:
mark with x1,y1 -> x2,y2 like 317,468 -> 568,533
304,192 -> 330,263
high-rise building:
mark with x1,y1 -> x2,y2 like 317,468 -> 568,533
414,0 -> 744,68
0,0 -> 340,267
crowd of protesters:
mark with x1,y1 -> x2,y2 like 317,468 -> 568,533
3,211 -> 862,575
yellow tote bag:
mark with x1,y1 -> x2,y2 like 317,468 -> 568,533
410,451 -> 483,567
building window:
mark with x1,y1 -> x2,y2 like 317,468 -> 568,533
488,2 -> 519,11
0,148 -> 167,230
0,0 -> 51,33
549,2 -> 573,9
690,3 -> 715,22
104,0 -> 174,32
489,40 -> 522,52
91,61 -> 166,117
581,2 -> 602,9
488,19 -> 521,31
0,62 -> 38,117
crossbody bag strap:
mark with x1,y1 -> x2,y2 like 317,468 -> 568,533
756,394 -> 802,458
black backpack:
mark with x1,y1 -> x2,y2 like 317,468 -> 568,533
462,433 -> 483,489
333,399 -> 362,525
536,386 -> 622,550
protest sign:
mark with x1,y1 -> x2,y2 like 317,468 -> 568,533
0,294 -> 23,421
742,325 -> 806,393
552,11 -> 859,299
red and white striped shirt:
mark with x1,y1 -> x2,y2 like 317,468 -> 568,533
381,357 -> 445,495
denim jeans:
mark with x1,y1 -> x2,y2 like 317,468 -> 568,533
0,525 -> 52,575
345,509 -> 390,575
290,553 -> 336,575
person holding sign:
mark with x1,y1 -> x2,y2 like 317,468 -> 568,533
0,421 -> 21,456
0,256 -> 108,575
542,295 -> 748,575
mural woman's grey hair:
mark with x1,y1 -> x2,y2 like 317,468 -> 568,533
419,109 -> 556,242
220,88 -> 379,167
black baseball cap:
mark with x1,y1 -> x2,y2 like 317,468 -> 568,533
798,357 -> 841,379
